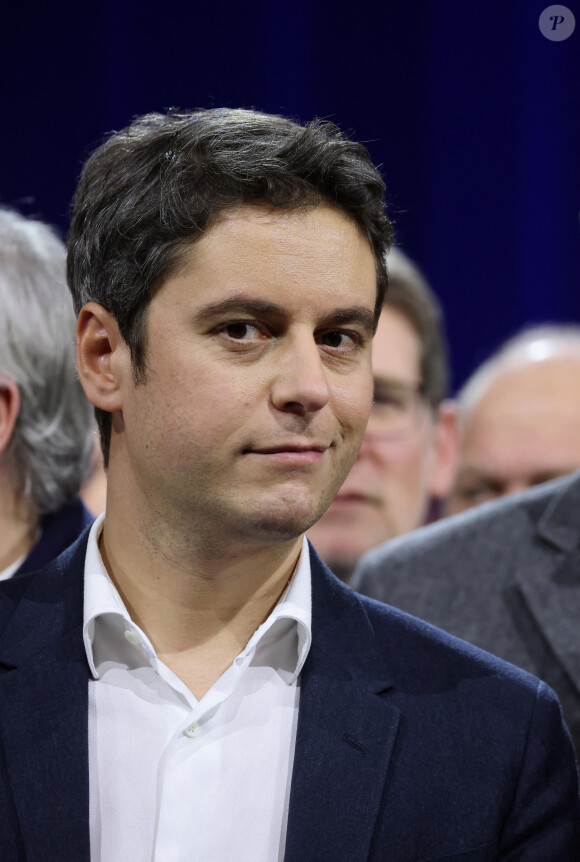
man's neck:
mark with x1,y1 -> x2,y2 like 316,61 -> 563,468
98,499 -> 304,698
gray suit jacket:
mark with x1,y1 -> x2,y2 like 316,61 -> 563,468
352,471 -> 580,755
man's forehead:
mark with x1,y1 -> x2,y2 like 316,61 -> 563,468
184,201 -> 371,253
462,349 -> 580,419
151,203 -> 378,328
467,357 -> 580,424
167,203 -> 377,284
371,304 -> 422,383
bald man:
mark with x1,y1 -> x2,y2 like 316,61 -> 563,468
353,326 -> 580,758
449,326 -> 580,513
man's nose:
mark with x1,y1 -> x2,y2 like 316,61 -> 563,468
355,431 -> 381,458
270,334 -> 330,415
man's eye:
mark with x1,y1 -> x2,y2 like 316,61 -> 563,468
319,331 -> 355,349
222,322 -> 261,340
459,483 -> 496,503
372,384 -> 408,409
373,390 -> 404,408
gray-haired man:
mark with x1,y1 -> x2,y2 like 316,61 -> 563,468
0,208 -> 94,580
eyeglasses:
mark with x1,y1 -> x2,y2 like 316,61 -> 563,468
368,378 -> 428,438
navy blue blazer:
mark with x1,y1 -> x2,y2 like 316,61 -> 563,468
0,530 -> 578,861
14,497 -> 93,577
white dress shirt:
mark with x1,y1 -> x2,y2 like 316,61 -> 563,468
83,513 -> 312,862
0,552 -> 27,582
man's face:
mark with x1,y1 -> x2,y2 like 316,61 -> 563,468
449,354 -> 580,513
307,305 -> 450,579
111,204 -> 377,550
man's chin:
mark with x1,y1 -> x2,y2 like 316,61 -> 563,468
237,502 -> 328,546
223,482 -> 356,546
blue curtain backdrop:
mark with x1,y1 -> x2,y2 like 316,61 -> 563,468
2,0 -> 578,390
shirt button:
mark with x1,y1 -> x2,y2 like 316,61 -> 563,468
124,629 -> 141,646
184,722 -> 200,739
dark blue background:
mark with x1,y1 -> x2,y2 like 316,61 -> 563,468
2,0 -> 578,391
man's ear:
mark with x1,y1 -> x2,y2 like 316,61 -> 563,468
0,377 -> 20,456
428,398 -> 461,499
76,303 -> 130,412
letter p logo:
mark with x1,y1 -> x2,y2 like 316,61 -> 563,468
539,5 -> 576,40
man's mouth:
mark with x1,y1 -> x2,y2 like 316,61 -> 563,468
250,443 -> 329,454
330,491 -> 379,507
244,442 -> 330,464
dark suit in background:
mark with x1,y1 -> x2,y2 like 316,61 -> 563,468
0,531 -> 578,860
14,498 -> 93,577
353,471 -> 580,756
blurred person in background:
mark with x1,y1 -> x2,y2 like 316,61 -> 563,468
307,247 -> 458,582
449,325 -> 580,514
0,208 -> 94,579
353,326 -> 580,756
353,470 -> 580,756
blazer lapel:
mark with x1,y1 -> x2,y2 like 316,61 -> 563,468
0,533 -> 91,861
514,476 -> 580,697
0,534 -> 400,861
284,549 -> 400,862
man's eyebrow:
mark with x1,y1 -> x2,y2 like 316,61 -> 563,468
195,298 -> 376,332
373,375 -> 421,389
456,468 -> 497,488
195,298 -> 284,322
321,306 -> 376,333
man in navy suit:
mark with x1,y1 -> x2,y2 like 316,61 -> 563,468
0,108 -> 578,860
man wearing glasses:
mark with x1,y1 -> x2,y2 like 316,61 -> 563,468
308,247 -> 458,583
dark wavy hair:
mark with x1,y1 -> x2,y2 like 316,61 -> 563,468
67,108 -> 393,461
